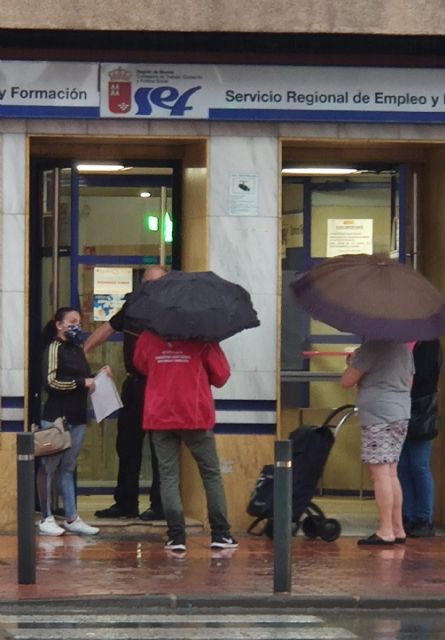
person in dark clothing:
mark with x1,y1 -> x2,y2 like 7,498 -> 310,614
84,265 -> 166,520
37,306 -> 102,536
398,339 -> 441,538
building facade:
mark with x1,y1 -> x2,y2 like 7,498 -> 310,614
1,1 -> 445,532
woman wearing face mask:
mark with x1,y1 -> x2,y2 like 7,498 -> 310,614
37,306 -> 100,536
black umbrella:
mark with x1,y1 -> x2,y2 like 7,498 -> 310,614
125,270 -> 260,341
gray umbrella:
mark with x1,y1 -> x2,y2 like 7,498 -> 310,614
125,270 -> 260,341
291,253 -> 445,341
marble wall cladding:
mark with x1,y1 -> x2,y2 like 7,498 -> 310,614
209,136 -> 278,219
2,292 -> 24,370
0,120 -> 26,134
213,370 -> 277,401
1,133 -> 26,398
210,122 -> 278,138
214,316 -> 277,399
209,136 -> 279,401
1,369 -> 24,397
209,216 -> 277,295
220,293 -> 276,372
2,213 -> 24,292
26,119 -> 89,135
3,134 -> 26,215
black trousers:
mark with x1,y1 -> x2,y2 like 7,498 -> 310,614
114,375 -> 162,514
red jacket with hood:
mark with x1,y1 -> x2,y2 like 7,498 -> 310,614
133,331 -> 230,430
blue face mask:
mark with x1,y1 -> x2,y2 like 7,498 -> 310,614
64,324 -> 82,345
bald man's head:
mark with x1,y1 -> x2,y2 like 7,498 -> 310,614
143,265 -> 168,282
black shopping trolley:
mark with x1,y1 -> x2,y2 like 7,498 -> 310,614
247,404 -> 357,542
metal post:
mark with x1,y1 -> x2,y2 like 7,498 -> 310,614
159,186 -> 167,267
17,433 -> 36,584
52,168 -> 60,314
273,439 -> 292,593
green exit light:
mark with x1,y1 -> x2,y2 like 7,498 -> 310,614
146,215 -> 159,232
145,213 -> 173,242
164,212 -> 173,243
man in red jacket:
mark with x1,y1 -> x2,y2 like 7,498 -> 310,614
133,331 -> 238,553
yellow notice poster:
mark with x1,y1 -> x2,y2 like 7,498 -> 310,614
326,219 -> 373,257
93,267 -> 133,295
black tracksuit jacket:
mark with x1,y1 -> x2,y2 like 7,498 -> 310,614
42,338 -> 91,425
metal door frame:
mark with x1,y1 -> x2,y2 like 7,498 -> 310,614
280,164 -> 410,396
28,157 -> 182,425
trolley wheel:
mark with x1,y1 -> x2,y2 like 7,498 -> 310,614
320,518 -> 341,542
302,515 -> 323,539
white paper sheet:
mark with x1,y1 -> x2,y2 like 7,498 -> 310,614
90,369 -> 123,423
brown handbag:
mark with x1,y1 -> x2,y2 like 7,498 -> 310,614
32,417 -> 72,456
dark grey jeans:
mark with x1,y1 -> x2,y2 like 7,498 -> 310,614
152,429 -> 230,540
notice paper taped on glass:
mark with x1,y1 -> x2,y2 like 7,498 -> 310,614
90,369 -> 123,423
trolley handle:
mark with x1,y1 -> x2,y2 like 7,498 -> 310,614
320,404 -> 357,429
333,407 -> 358,436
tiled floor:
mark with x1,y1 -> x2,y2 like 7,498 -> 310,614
76,494 -> 379,535
2,496 -> 442,603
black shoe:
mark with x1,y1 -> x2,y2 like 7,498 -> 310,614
139,508 -> 165,522
357,533 -> 394,546
94,504 -> 139,519
164,537 -> 186,552
408,521 -> 435,538
210,533 -> 239,549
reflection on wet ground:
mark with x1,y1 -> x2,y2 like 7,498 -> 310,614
1,533 -> 445,604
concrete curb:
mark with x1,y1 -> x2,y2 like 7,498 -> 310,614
1,593 -> 445,610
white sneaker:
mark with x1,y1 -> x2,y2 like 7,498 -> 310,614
38,516 -> 65,537
63,516 -> 99,536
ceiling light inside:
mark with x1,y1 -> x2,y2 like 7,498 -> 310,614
76,163 -> 125,172
282,167 -> 360,176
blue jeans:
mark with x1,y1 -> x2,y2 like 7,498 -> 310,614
37,421 -> 86,520
398,439 -> 434,522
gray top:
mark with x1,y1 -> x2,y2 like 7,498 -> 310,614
351,341 -> 414,427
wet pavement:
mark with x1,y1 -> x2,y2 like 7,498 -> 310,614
2,532 -> 445,606
3,607 -> 445,640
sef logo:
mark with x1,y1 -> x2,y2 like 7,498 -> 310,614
134,85 -> 202,116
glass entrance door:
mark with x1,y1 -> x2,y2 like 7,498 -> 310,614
280,166 -> 411,497
29,163 -> 72,427
29,160 -> 180,493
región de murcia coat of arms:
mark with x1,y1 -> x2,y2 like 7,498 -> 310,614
108,67 -> 132,114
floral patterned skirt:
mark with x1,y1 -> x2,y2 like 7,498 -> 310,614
360,420 -> 409,464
